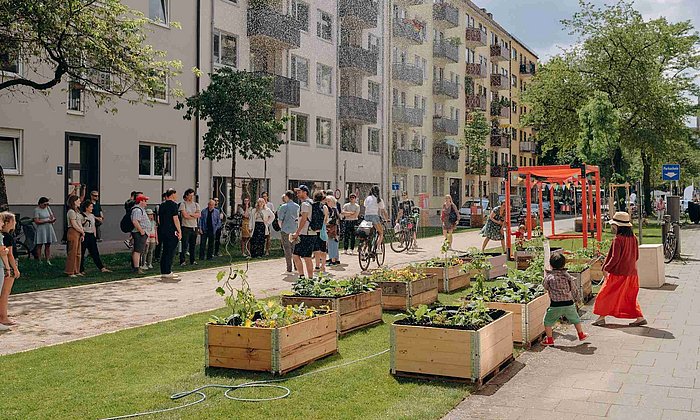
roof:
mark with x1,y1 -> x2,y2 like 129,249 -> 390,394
509,165 -> 601,182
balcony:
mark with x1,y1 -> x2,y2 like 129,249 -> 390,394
252,72 -> 300,108
398,0 -> 425,6
490,45 -> 510,62
433,151 -> 459,172
339,96 -> 378,125
465,27 -> 487,48
247,7 -> 301,50
433,39 -> 459,64
491,164 -> 508,178
490,130 -> 509,148
393,149 -> 423,169
339,0 -> 378,29
339,45 -> 378,76
433,3 -> 459,29
465,63 -> 487,79
433,79 -> 460,100
490,73 -> 509,91
392,62 -> 424,86
433,116 -> 459,135
393,19 -> 424,45
465,94 -> 487,112
393,106 -> 424,127
520,63 -> 536,77
520,141 -> 537,153
490,104 -> 511,119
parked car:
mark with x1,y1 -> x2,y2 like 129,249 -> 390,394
519,202 -> 551,219
458,199 -> 490,226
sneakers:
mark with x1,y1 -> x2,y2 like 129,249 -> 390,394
578,332 -> 589,341
134,268 -> 145,275
124,240 -> 132,249
0,323 -> 10,331
148,264 -> 153,269
46,260 -> 52,266
541,336 -> 555,346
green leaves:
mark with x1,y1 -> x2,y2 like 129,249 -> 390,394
216,271 -> 225,282
398,303 -> 496,330
291,274 -> 377,298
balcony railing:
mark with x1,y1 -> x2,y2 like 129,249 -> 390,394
490,73 -> 509,91
465,27 -> 487,48
433,152 -> 459,172
433,39 -> 459,63
393,149 -> 423,169
393,106 -> 424,126
339,96 -> 378,125
490,45 -> 510,62
520,63 -> 536,77
465,94 -> 487,111
247,7 -> 301,49
339,0 -> 378,29
399,0 -> 425,6
252,71 -> 300,108
432,3 -> 459,28
491,164 -> 508,178
465,63 -> 487,79
339,45 -> 378,76
433,116 -> 459,135
393,19 -> 424,44
392,62 -> 424,86
490,104 -> 510,119
490,130 -> 510,148
520,141 -> 537,153
433,79 -> 460,99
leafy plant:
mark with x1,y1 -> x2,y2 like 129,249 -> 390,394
291,273 -> 377,297
461,250 -> 492,297
367,268 -> 426,283
465,276 -> 545,304
567,263 -> 590,273
413,256 -> 464,268
395,301 -> 495,330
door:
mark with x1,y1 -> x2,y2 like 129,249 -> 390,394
64,133 -> 100,234
449,178 -> 461,208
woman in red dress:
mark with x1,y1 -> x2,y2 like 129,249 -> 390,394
592,212 -> 646,327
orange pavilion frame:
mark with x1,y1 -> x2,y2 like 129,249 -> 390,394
505,165 -> 603,255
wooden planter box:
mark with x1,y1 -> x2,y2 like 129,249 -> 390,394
205,311 -> 338,375
515,248 -> 563,270
376,275 -> 439,311
569,257 -> 604,282
415,266 -> 471,293
486,294 -> 550,345
281,289 -> 383,335
568,268 -> 592,302
458,253 -> 508,279
391,310 -> 514,383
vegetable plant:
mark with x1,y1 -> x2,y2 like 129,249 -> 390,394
567,263 -> 590,273
291,273 -> 377,297
413,256 -> 465,268
395,301 -> 495,330
461,251 -> 491,297
367,268 -> 426,283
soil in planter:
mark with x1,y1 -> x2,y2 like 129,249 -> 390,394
394,308 -> 507,331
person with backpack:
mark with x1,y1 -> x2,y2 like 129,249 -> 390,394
122,191 -> 140,249
312,191 -> 329,273
325,195 -> 340,266
291,185 -> 318,279
441,195 -> 460,250
130,194 -> 150,275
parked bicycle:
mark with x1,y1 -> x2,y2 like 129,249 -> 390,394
390,214 -> 418,253
663,218 -> 680,264
219,213 -> 242,251
356,220 -> 386,271
13,216 -> 34,259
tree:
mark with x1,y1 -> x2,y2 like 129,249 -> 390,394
523,1 -> 700,213
577,91 -> 623,178
462,111 -> 490,199
177,68 -> 287,210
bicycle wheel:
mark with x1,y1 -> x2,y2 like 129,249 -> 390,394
390,230 -> 408,253
663,231 -> 677,263
376,241 -> 385,267
357,240 -> 370,271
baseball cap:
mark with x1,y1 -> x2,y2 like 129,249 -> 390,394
298,185 -> 310,193
135,194 -> 150,203
146,209 -> 154,215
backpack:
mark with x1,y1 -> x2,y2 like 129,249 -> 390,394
121,206 -> 143,233
448,206 -> 458,224
309,202 -> 324,231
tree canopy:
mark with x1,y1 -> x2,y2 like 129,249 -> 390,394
463,111 -> 490,199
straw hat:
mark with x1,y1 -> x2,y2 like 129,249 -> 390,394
609,211 -> 633,227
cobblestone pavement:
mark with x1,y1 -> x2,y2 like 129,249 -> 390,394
445,225 -> 700,420
0,219 -> 574,356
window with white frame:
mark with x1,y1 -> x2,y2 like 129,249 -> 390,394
316,63 -> 332,95
149,0 -> 169,25
317,10 -> 333,41
414,175 -> 420,195
0,38 -> 20,75
292,0 -> 310,31
368,81 -> 380,103
0,131 -> 21,174
139,143 -> 174,178
290,113 -> 308,143
148,72 -> 168,102
213,29 -> 237,68
291,55 -> 309,88
67,79 -> 84,113
368,128 -> 380,153
421,176 -> 427,193
316,117 -> 332,146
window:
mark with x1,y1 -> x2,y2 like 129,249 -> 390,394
414,175 -> 420,195
317,10 -> 333,41
148,72 -> 168,103
368,34 -> 380,54
0,37 -> 20,75
291,55 -> 309,88
368,128 -> 380,153
421,176 -> 427,193
0,131 -> 21,174
292,0 -> 310,31
316,63 -> 332,95
291,113 -> 308,143
67,79 -> 84,113
139,143 -> 174,178
439,177 -> 445,196
316,117 -> 332,147
341,125 -> 360,153
213,30 -> 237,68
432,176 -> 439,196
368,81 -> 381,103
149,0 -> 169,25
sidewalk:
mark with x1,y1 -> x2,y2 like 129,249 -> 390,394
445,226 -> 700,420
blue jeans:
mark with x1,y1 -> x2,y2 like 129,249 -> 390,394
327,238 -> 339,260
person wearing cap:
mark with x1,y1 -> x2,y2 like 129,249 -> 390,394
33,196 -> 58,265
141,208 -> 158,269
592,211 -> 646,327
130,194 -> 150,275
79,200 -> 110,274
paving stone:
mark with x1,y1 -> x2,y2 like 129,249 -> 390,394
554,399 -> 610,416
661,410 -> 700,420
572,379 -> 624,393
607,405 -> 663,420
648,376 -> 696,388
619,383 -> 671,396
516,408 -> 557,420
639,394 -> 693,411
587,390 -> 641,406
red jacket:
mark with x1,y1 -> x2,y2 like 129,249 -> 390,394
602,235 -> 638,276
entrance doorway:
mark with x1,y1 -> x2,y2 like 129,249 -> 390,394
65,133 -> 100,198
449,178 -> 461,208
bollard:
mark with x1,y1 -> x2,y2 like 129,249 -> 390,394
667,196 -> 681,257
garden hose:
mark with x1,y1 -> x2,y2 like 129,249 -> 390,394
100,348 -> 389,420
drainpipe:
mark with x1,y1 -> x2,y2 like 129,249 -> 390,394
194,0 -> 203,198
335,1 -> 340,192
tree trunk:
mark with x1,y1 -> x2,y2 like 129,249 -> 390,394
641,151 -> 652,218
230,147 -> 237,214
0,165 -> 9,212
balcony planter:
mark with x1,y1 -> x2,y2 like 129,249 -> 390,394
369,268 -> 439,311
412,257 -> 471,293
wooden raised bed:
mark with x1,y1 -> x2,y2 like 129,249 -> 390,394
281,289 -> 382,335
515,247 -> 563,270
486,294 -> 550,345
376,275 -> 439,311
568,267 -> 592,302
414,266 -> 471,293
459,253 -> 508,279
205,311 -> 338,375
569,257 -> 604,282
390,310 -> 514,384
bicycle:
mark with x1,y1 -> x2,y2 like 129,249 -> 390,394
13,216 -> 34,259
220,213 -> 242,251
356,220 -> 386,271
663,218 -> 680,263
390,216 -> 417,253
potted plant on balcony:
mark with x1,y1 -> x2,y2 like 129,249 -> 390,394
206,267 -> 338,374
446,36 -> 461,47
280,273 -> 382,335
368,268 -> 438,310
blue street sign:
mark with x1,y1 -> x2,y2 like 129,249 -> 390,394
662,164 -> 680,181
391,182 -> 400,191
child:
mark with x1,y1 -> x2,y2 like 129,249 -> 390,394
514,224 -> 526,249
542,253 -> 588,346
141,209 -> 158,270
0,213 -> 17,329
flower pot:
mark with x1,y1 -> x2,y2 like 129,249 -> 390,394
486,294 -> 550,345
375,274 -> 439,311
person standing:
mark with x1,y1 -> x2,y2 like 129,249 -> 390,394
238,197 -> 252,256
480,203 -> 506,253
159,189 -> 182,279
249,198 -> 274,258
153,192 -> 166,263
130,194 -> 150,275
342,194 -> 360,255
79,202 -> 110,274
541,253 -> 588,346
140,209 -> 158,269
325,195 -> 340,266
291,185 -> 316,279
0,213 -> 19,328
261,192 -> 274,256
213,197 -> 224,257
33,197 -> 58,265
655,196 -> 666,224
179,189 -> 201,266
89,191 -> 104,242
123,191 -> 140,250
441,195 -> 460,249
277,191 -> 299,273
592,212 -> 646,327
64,196 -> 84,278
199,200 -> 221,261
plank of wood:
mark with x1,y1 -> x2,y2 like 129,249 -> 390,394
393,324 -> 472,343
477,334 -> 514,380
410,289 -> 439,307
442,274 -> 471,293
377,281 -> 408,296
393,358 -> 471,379
411,275 -> 439,295
477,312 -> 513,352
278,312 -> 337,351
278,331 -> 337,373
395,336 -> 470,357
382,295 -> 409,310
207,355 -> 271,371
338,289 -> 382,314
339,304 -> 383,333
208,345 -> 272,363
206,324 -> 272,350
280,296 -> 336,311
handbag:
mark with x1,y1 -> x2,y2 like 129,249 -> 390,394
272,212 -> 281,232
320,224 -> 328,241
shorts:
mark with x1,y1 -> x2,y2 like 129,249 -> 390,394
543,304 -> 581,327
314,234 -> 327,253
364,215 -> 381,224
293,235 -> 316,258
131,232 -> 148,254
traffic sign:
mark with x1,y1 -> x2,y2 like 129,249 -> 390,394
391,182 -> 400,191
662,164 -> 680,181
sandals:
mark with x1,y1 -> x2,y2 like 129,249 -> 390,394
592,319 -> 606,327
629,319 -> 648,327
